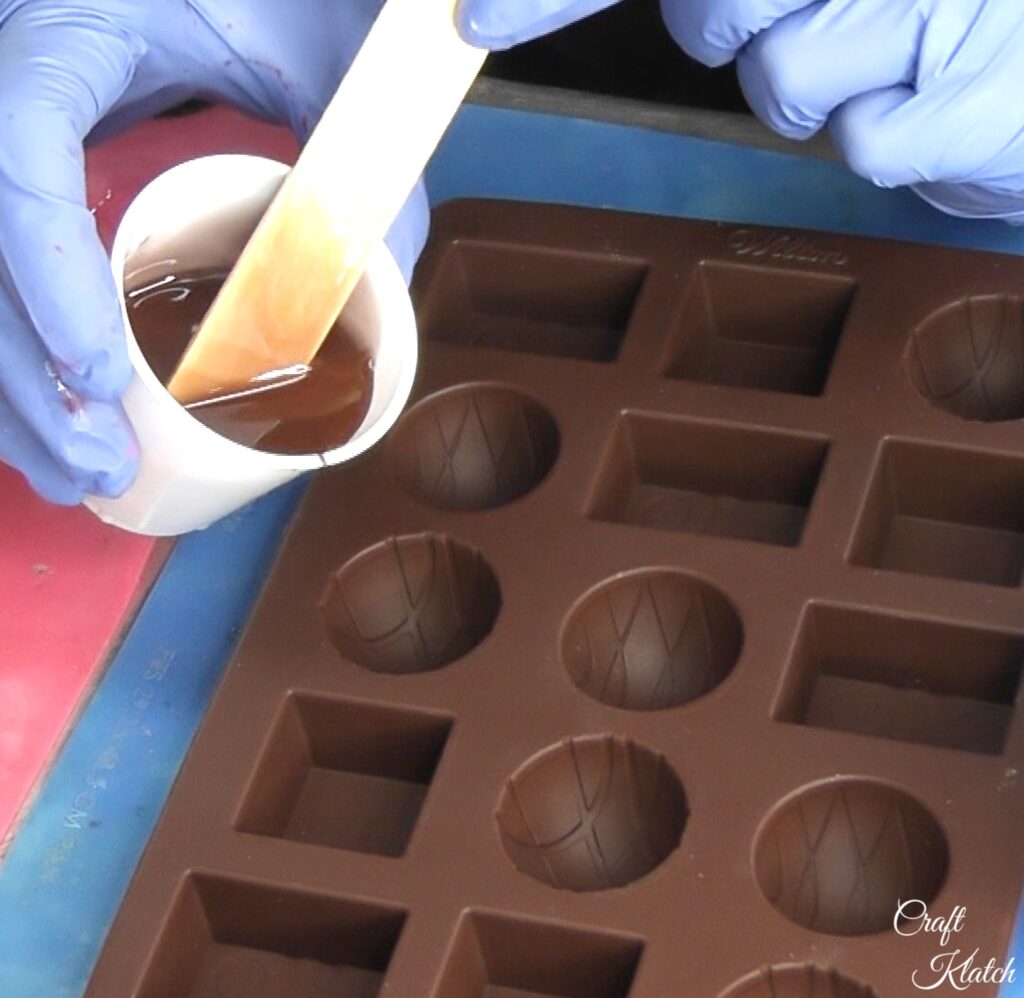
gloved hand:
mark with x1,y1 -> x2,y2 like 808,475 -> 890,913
0,0 -> 429,505
457,0 -> 1024,222
663,0 -> 1024,224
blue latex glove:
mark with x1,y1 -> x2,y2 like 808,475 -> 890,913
458,0 -> 1024,222
665,0 -> 1024,224
0,0 -> 429,505
456,0 -> 621,49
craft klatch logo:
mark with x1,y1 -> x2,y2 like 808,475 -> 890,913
897,900 -> 1017,991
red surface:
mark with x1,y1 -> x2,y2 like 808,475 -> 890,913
0,108 -> 298,847
85,108 -> 298,248
0,469 -> 158,847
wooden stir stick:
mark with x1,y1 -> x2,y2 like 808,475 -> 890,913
167,0 -> 485,405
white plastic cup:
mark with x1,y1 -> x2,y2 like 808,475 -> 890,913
85,155 -> 418,536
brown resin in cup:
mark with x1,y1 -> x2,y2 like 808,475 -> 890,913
87,202 -> 1024,998
128,267 -> 374,454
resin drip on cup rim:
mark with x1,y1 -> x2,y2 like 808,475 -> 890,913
127,267 -> 374,455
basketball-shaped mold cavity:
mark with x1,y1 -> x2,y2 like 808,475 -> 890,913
718,964 -> 878,998
319,534 -> 501,674
391,385 -> 560,510
562,571 -> 743,710
496,735 -> 687,892
905,295 -> 1024,421
754,779 -> 948,936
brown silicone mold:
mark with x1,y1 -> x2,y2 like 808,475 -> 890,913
390,385 -> 560,511
905,295 -> 1024,422
319,534 -> 501,674
718,965 -> 877,997
495,735 -> 688,892
753,779 -> 949,936
88,202 -> 1024,997
561,571 -> 742,710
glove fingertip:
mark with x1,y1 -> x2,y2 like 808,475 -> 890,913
44,482 -> 85,506
660,3 -> 736,68
737,44 -> 822,143
685,37 -> 736,68
69,443 -> 138,501
773,118 -> 820,142
702,50 -> 736,69
829,88 -> 920,189
24,465 -> 84,506
82,454 -> 138,500
454,2 -> 517,49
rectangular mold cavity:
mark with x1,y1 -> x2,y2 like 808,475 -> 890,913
777,604 -> 1024,755
433,911 -> 644,998
419,241 -> 648,361
138,874 -> 405,998
236,694 -> 452,857
850,440 -> 1024,587
589,414 -> 829,546
664,262 -> 856,395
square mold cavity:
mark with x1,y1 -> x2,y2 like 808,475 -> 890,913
850,440 -> 1024,587
418,241 -> 648,361
433,911 -> 644,998
236,695 -> 452,857
138,874 -> 405,998
589,414 -> 829,546
776,604 -> 1024,755
664,262 -> 856,395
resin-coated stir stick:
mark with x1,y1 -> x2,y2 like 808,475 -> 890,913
167,0 -> 484,404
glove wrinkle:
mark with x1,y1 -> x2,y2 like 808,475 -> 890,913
919,1 -> 982,84
182,0 -> 289,124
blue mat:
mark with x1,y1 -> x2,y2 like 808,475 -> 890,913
2,103 -> 1023,998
